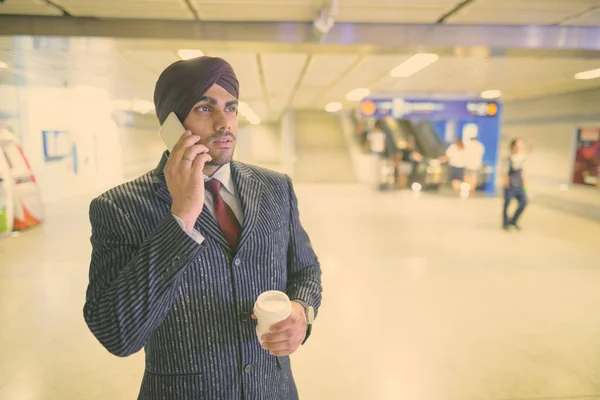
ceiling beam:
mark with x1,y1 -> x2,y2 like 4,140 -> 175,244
256,53 -> 271,112
181,0 -> 200,20
285,54 -> 312,113
2,15 -> 600,51
436,0 -> 477,24
42,0 -> 72,16
556,5 -> 600,26
312,54 -> 364,106
310,0 -> 338,42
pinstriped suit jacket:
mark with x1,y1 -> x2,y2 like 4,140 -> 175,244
83,151 -> 322,400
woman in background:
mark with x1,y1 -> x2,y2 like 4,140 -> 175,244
439,138 -> 467,192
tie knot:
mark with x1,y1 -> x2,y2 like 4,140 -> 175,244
204,179 -> 221,196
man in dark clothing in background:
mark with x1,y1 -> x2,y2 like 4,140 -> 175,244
503,138 -> 528,231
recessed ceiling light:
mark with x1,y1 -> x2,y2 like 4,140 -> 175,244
346,88 -> 370,101
325,102 -> 342,112
390,53 -> 439,78
0,62 -> 8,69
481,89 -> 502,99
574,68 -> 600,80
178,49 -> 204,60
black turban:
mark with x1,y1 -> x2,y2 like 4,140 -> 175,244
153,56 -> 239,125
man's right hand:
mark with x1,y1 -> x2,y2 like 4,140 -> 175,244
164,131 -> 212,231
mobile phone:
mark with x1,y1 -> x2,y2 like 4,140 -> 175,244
159,112 -> 187,152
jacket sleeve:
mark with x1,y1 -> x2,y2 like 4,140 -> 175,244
83,195 -> 206,357
284,176 -> 323,320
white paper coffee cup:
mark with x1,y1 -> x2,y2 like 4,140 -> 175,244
253,290 -> 292,344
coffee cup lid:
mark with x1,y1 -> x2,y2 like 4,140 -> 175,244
253,290 -> 291,321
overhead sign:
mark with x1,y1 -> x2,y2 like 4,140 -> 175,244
360,98 -> 500,120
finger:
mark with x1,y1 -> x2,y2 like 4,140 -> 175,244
191,153 -> 212,177
262,340 -> 290,352
181,145 -> 210,167
269,316 -> 294,333
261,330 -> 292,344
250,314 -> 257,320
171,133 -> 201,159
269,350 -> 294,357
168,134 -> 201,170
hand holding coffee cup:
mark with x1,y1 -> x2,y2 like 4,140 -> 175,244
252,291 -> 307,357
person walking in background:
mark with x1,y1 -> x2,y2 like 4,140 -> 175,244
464,133 -> 485,193
503,138 -> 528,231
364,119 -> 386,157
364,119 -> 388,189
439,138 -> 467,193
396,137 -> 423,190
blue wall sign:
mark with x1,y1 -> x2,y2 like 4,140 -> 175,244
360,97 -> 502,195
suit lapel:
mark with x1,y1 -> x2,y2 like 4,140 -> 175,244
152,151 -> 173,205
231,161 -> 263,252
196,205 -> 231,250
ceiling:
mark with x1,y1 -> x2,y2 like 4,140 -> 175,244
1,0 -> 600,25
1,1 -> 600,123
0,37 -> 600,121
2,36 -> 600,122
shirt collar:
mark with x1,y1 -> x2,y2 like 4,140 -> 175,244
204,163 -> 235,195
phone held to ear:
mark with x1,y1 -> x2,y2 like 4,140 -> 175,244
159,112 -> 187,152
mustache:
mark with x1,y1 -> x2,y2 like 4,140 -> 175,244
207,132 -> 235,142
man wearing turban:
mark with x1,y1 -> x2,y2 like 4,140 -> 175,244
83,56 -> 323,400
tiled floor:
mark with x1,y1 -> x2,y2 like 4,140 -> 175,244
1,185 -> 600,400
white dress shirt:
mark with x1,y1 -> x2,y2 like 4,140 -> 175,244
172,163 -> 243,245
446,143 -> 468,168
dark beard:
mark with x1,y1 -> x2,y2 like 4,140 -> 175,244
206,131 -> 236,166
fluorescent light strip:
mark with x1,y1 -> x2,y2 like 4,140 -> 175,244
391,53 -> 439,78
481,89 -> 501,99
238,101 -> 261,125
575,68 -> 600,80
325,102 -> 342,112
346,88 -> 370,101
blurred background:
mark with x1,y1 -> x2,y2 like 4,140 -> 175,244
1,1 -> 600,399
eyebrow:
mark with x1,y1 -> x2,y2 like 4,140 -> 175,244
196,97 -> 239,108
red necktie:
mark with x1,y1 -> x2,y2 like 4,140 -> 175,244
204,179 -> 242,249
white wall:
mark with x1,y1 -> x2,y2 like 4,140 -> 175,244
501,88 -> 600,218
501,122 -> 580,184
0,84 -> 124,204
115,113 -> 166,181
244,122 -> 282,171
502,88 -> 600,185
292,110 -> 356,184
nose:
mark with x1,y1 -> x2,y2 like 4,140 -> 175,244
212,110 -> 229,133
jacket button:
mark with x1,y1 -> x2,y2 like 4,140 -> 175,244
234,258 -> 241,267
244,364 -> 253,374
240,312 -> 249,320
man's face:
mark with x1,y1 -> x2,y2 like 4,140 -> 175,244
183,83 -> 238,167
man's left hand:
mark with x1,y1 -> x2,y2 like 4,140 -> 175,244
258,301 -> 307,357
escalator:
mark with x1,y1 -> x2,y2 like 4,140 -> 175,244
396,119 -> 492,191
406,120 -> 446,159
379,118 -> 446,190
